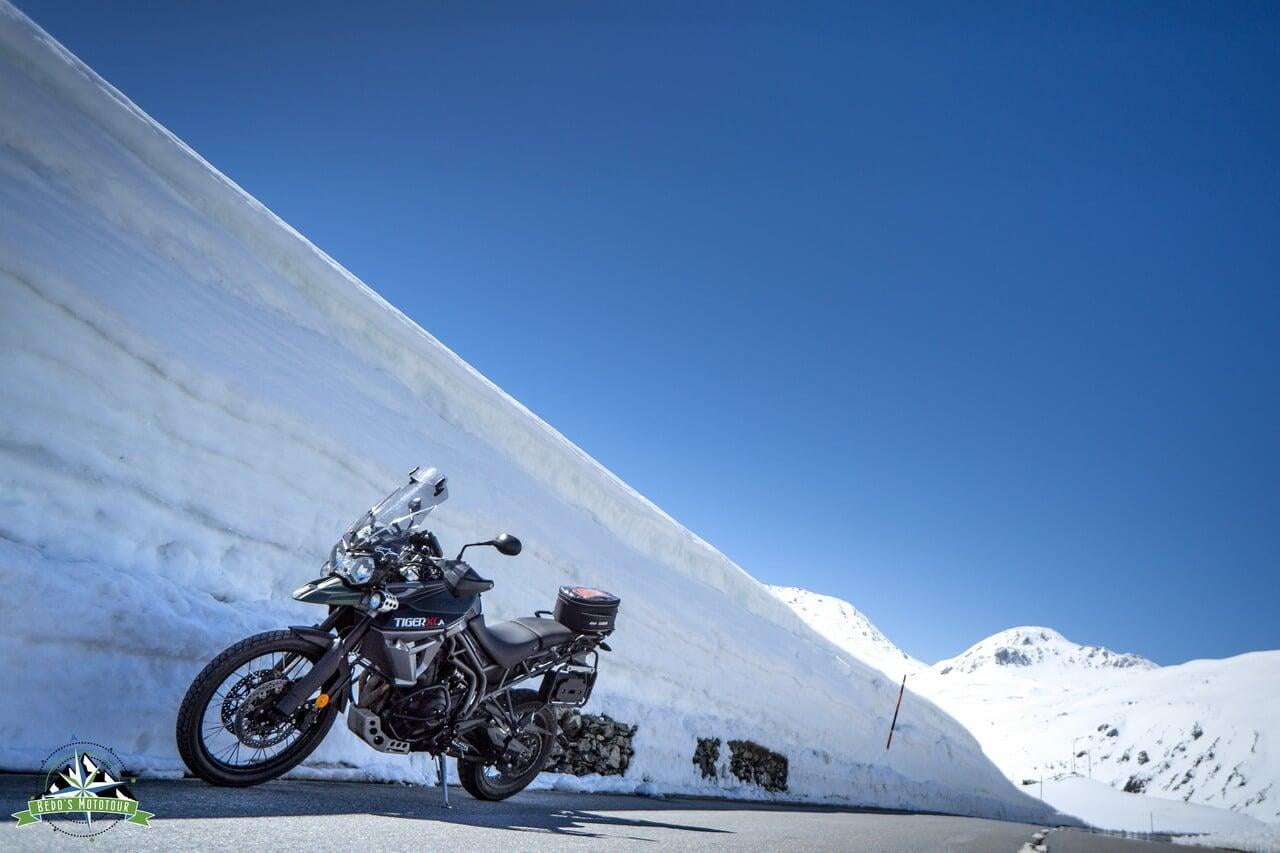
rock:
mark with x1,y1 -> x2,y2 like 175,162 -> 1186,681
693,737 -> 720,780
994,648 -> 1033,666
560,711 -> 583,738
1137,750 -> 1150,765
1124,776 -> 1147,794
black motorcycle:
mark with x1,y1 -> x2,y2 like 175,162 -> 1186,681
175,466 -> 619,802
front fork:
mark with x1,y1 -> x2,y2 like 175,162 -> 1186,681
272,611 -> 371,717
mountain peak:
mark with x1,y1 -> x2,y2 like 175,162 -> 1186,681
932,626 -> 1157,676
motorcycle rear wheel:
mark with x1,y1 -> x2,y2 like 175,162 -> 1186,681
457,689 -> 558,801
176,630 -> 339,787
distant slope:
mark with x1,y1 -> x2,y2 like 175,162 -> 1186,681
0,1 -> 1051,822
775,584 -> 1280,826
917,644 -> 1280,824
767,586 -> 924,679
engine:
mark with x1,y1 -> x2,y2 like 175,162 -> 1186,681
355,667 -> 465,748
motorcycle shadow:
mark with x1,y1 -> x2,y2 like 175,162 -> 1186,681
134,776 -> 737,840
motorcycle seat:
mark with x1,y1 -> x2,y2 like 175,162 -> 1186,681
470,615 -> 575,669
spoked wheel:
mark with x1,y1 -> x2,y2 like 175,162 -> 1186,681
176,630 -> 339,786
458,689 -> 558,801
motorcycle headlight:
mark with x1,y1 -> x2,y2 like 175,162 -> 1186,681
333,550 -> 376,585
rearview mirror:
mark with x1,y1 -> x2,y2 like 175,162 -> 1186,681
456,533 -> 523,561
491,533 -> 522,556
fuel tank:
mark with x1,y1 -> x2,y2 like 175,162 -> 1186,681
362,581 -> 480,686
377,581 -> 479,632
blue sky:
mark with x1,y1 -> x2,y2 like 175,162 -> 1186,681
20,1 -> 1279,665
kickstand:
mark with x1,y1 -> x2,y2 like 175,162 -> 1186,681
437,753 -> 451,809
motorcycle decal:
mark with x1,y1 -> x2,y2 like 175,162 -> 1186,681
392,616 -> 440,628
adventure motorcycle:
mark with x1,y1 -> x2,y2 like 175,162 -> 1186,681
175,466 -> 619,801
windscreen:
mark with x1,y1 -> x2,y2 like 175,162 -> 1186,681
341,466 -> 448,548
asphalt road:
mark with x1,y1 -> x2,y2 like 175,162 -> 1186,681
0,775 -> 1206,852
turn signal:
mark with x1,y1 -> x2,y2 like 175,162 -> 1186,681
314,693 -> 330,709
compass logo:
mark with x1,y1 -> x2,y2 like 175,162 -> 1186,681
12,741 -> 154,837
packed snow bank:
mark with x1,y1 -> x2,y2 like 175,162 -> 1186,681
0,2 -> 1053,822
1174,824 -> 1280,853
1033,777 -> 1265,836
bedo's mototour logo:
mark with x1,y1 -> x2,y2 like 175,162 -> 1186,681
12,741 -> 154,837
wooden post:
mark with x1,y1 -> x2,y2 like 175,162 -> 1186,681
885,674 -> 907,751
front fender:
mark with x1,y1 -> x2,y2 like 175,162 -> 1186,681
288,624 -> 341,651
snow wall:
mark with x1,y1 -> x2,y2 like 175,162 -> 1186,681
0,2 -> 1053,822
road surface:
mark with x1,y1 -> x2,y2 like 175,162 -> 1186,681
0,775 -> 1207,851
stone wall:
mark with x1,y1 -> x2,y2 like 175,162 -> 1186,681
547,710 -> 637,776
728,739 -> 789,792
690,736 -> 789,792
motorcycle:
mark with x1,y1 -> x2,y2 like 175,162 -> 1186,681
175,466 -> 619,802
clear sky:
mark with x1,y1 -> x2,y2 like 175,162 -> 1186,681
18,1 -> 1278,665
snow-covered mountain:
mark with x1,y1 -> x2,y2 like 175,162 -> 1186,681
931,626 -> 1157,676
0,1 -> 1053,822
917,639 -> 1280,826
768,586 -> 924,679
774,585 -> 1279,827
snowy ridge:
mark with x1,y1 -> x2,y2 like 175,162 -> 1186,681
931,626 -> 1157,676
0,2 -> 1053,822
767,586 -> 924,679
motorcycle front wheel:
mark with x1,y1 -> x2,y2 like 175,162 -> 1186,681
175,630 -> 339,787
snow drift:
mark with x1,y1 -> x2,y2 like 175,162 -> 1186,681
0,2 -> 1052,821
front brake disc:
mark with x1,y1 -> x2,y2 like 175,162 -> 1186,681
220,669 -> 274,730
234,679 -> 294,748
